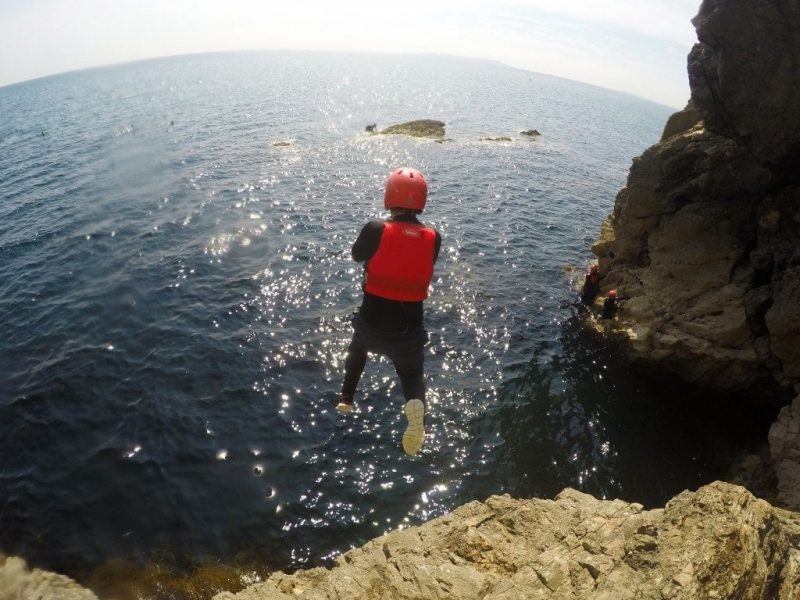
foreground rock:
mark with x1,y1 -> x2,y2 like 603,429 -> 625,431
216,482 -> 800,600
378,119 -> 445,138
0,555 -> 99,600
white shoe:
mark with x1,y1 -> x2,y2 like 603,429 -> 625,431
402,399 -> 425,455
336,402 -> 353,413
336,394 -> 355,413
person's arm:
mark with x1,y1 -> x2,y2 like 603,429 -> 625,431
433,230 -> 442,264
352,221 -> 384,262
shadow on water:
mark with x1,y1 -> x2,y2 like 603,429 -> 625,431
475,307 -> 781,508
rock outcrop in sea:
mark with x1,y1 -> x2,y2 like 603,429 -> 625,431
377,120 -> 446,138
591,0 -> 800,506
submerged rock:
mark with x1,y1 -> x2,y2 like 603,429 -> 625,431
378,119 -> 445,139
520,129 -> 541,137
216,482 -> 800,599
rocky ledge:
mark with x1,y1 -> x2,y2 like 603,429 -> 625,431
214,482 -> 799,600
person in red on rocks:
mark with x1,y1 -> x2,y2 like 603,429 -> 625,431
336,167 -> 442,456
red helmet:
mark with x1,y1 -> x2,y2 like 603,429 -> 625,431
607,289 -> 618,299
384,167 -> 428,211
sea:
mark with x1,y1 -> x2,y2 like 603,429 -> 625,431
0,51 -> 775,591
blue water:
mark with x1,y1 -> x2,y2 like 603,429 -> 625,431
0,52 -> 771,581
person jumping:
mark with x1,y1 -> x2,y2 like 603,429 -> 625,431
337,167 -> 441,456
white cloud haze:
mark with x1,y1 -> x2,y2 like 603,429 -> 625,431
0,0 -> 701,107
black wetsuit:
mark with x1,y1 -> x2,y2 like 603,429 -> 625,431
601,296 -> 617,319
341,213 -> 442,402
581,273 -> 599,305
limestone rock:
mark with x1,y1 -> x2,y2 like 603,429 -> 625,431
0,555 -> 99,600
216,482 -> 800,600
379,120 -> 445,138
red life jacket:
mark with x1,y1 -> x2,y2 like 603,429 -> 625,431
364,221 -> 436,301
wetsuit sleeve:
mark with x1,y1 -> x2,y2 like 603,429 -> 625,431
433,230 -> 442,264
351,221 -> 384,262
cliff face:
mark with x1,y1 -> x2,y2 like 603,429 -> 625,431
213,482 -> 800,600
592,0 -> 800,395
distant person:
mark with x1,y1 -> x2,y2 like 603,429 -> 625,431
581,263 -> 600,305
337,167 -> 441,456
601,289 -> 618,319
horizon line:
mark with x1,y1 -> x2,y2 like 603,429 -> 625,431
0,48 -> 685,111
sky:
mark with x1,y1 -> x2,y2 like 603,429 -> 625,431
0,0 -> 701,108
